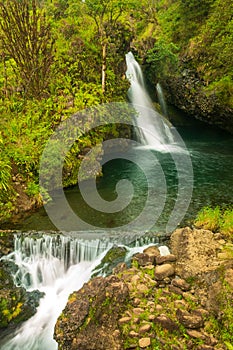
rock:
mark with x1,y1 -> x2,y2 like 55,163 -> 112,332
186,329 -> 206,340
170,227 -> 221,278
55,275 -> 129,350
176,309 -> 204,329
138,324 -> 151,333
138,337 -> 151,348
132,253 -> 154,267
119,317 -> 131,324
156,254 -> 176,265
129,330 -> 139,337
155,304 -> 163,312
154,314 -> 180,332
168,285 -> 183,295
92,246 -> 127,277
143,246 -> 160,261
154,264 -> 175,280
171,278 -> 190,291
133,308 -> 144,315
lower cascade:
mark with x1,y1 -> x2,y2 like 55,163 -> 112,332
0,233 -> 163,350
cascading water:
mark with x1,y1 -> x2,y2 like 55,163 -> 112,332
0,233 -> 166,350
125,52 -> 174,149
0,234 -> 113,350
156,82 -> 168,118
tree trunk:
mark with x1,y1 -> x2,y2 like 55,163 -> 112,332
102,42 -> 107,94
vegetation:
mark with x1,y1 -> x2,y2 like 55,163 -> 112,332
194,206 -> 233,238
0,0 -> 232,221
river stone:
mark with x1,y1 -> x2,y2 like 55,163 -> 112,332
154,264 -> 175,280
138,337 -> 151,348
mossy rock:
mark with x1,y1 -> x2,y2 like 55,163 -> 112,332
0,262 -> 43,330
92,245 -> 127,277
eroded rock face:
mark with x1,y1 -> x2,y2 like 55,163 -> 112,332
164,73 -> 233,134
170,227 -> 221,278
54,275 -> 129,350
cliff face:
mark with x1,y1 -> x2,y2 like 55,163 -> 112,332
164,70 -> 233,134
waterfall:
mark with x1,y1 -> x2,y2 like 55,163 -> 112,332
125,52 -> 174,149
0,234 -> 113,350
0,233 -> 165,350
156,82 -> 168,118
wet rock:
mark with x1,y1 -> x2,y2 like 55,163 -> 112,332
55,275 -> 129,350
92,246 -> 127,277
154,264 -> 175,280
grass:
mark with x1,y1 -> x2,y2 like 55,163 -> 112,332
194,206 -> 233,238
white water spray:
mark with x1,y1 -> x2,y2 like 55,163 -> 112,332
156,82 -> 168,118
1,234 -> 167,350
0,235 -> 113,350
125,52 -> 174,149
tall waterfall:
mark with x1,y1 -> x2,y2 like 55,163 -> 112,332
125,52 -> 174,149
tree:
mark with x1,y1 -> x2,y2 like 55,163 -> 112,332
83,0 -> 138,94
0,0 -> 55,99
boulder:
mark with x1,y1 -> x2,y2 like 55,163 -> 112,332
154,264 -> 175,280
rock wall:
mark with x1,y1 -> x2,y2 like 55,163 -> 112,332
164,70 -> 233,134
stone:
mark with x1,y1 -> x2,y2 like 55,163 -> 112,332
118,316 -> 131,324
171,278 -> 190,291
143,246 -> 160,261
156,254 -> 177,265
54,275 -> 129,350
154,264 -> 175,280
155,304 -> 163,312
170,227 -> 221,278
148,314 -> 156,321
138,337 -> 151,348
133,307 -> 144,315
154,314 -> 180,332
168,285 -> 183,295
133,298 -> 141,306
132,253 -> 154,267
186,329 -> 206,340
139,324 -> 151,333
129,330 -> 139,337
176,309 -> 204,329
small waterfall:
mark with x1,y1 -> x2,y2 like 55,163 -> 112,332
0,234 -> 113,350
156,82 -> 168,118
125,52 -> 174,149
0,233 -> 166,350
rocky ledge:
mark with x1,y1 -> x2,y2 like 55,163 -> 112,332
54,227 -> 233,349
164,71 -> 233,134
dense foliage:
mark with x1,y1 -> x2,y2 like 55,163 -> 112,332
0,0 -> 232,221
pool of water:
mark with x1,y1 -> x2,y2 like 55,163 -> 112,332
7,111 -> 233,233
